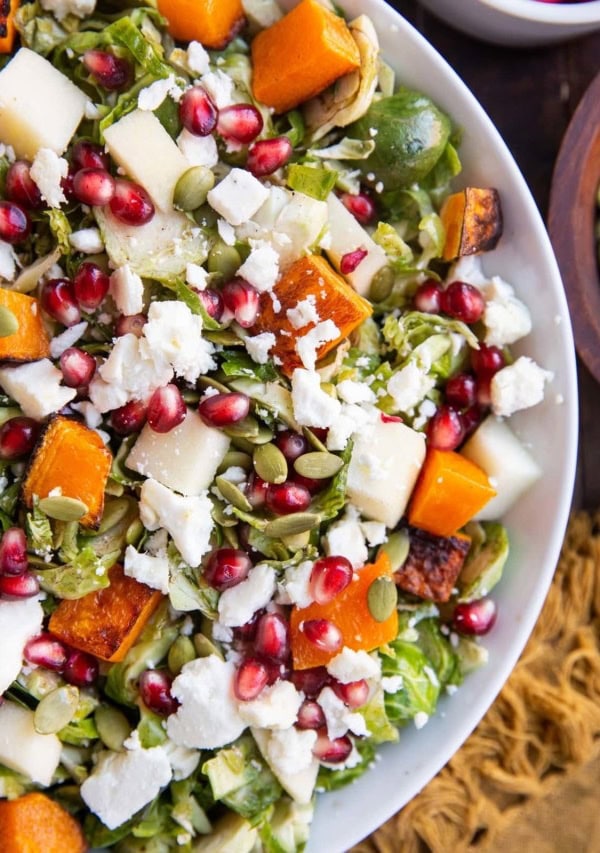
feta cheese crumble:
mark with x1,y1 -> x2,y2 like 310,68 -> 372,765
217,563 -> 277,627
139,479 -> 213,568
0,359 -> 76,419
318,686 -> 369,739
291,368 -> 342,428
237,240 -> 280,292
30,148 -> 68,208
238,680 -> 303,730
244,331 -> 276,365
207,169 -> 270,226
69,227 -> 104,254
326,648 -> 381,684
123,544 -> 170,594
109,264 -> 144,316
490,356 -> 553,417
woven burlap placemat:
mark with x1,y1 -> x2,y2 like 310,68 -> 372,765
353,510 -> 600,853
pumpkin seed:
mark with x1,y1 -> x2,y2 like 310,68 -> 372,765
378,529 -> 410,572
197,376 -> 230,395
224,415 -> 260,440
252,423 -> 275,446
168,636 -> 196,676
97,497 -> 131,534
281,530 -> 311,550
208,241 -> 241,280
0,306 -> 19,338
173,165 -> 215,211
367,576 -> 398,623
265,512 -> 321,538
39,495 -> 88,522
211,501 -> 239,528
230,436 -> 255,455
218,451 -> 253,473
0,406 -> 21,427
369,265 -> 395,302
253,443 -> 288,484
303,427 -> 328,452
204,329 -> 245,347
125,518 -> 144,546
34,685 -> 79,735
95,705 -> 131,751
294,451 -> 343,479
215,475 -> 252,512
182,389 -> 201,405
194,632 -> 223,660
222,524 -> 240,549
105,478 -> 125,497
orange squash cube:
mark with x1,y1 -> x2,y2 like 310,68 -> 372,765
0,289 -> 50,362
0,0 -> 19,55
440,187 -> 502,262
156,0 -> 244,48
0,792 -> 87,853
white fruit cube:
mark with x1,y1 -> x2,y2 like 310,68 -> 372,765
0,701 -> 62,786
324,193 -> 388,297
0,597 -> 43,695
460,415 -> 542,520
274,192 -> 328,263
127,408 -> 230,495
103,109 -> 190,210
0,48 -> 88,158
347,419 -> 426,528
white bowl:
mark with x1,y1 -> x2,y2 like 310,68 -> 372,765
417,0 -> 600,46
292,1 -> 577,849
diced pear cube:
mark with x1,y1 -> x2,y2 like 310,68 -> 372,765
347,419 -> 426,528
103,109 -> 190,210
0,701 -> 62,786
0,48 -> 88,158
0,597 -> 44,695
251,728 -> 319,805
127,408 -> 230,496
324,193 -> 388,297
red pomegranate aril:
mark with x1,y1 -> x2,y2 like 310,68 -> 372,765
71,140 -> 109,172
266,482 -> 311,515
340,191 -> 377,225
296,699 -> 326,730
83,49 -> 132,91
63,650 -> 99,687
111,399 -> 147,435
232,610 -> 260,643
5,161 -> 42,208
41,279 -> 81,327
313,731 -> 353,763
332,679 -> 370,709
73,262 -> 110,311
234,657 -> 269,701
60,348 -> 96,388
109,179 -> 155,226
275,430 -> 308,462
462,404 -> 483,436
476,373 -> 493,408
291,666 -> 330,698
217,104 -> 263,145
61,170 -> 76,202
441,281 -> 485,324
197,289 -> 224,321
198,391 -> 250,427
0,527 -> 28,576
221,279 -> 260,328
452,597 -> 497,636
146,384 -> 186,434
0,201 -> 30,244
380,413 -> 403,424
301,618 -> 343,653
24,633 -> 68,671
445,373 -> 477,409
115,313 -> 146,338
340,248 -> 368,275
255,612 -> 289,661
179,86 -> 218,136
204,548 -> 252,591
414,279 -> 443,314
471,343 -> 505,377
0,570 -> 39,599
290,472 -> 324,495
245,473 -> 268,508
72,168 -> 115,206
139,669 -> 179,716
246,136 -> 293,177
0,417 -> 40,461
427,405 -> 465,451
309,556 -> 353,605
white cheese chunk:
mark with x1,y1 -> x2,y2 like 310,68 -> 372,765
163,738 -> 201,781
186,262 -> 209,291
123,545 -> 170,594
387,361 -> 436,414
244,331 -> 276,365
137,75 -> 180,111
236,240 -> 280,292
286,295 -> 320,330
143,300 -> 216,383
323,506 -> 368,569
490,356 -> 552,418
69,227 -> 104,254
217,563 -> 277,627
252,727 -> 318,805
49,320 -> 88,359
317,686 -> 369,739
207,168 -> 270,226
278,560 -> 314,609
0,701 -> 62,786
324,194 -> 388,296
291,368 -> 342,429
0,240 -> 18,282
481,277 -> 532,347
336,379 -> 376,405
296,319 -> 340,372
30,148 -> 68,208
93,333 -> 173,410
40,0 -> 96,21
238,680 -> 302,730
0,597 -> 43,695
199,70 -> 235,108
360,520 -> 387,547
70,400 -> 102,429
326,648 -> 381,684
139,478 -> 213,567
272,192 -> 329,266
109,264 -> 144,316
0,359 -> 76,419
176,129 -> 219,169
186,41 -> 210,75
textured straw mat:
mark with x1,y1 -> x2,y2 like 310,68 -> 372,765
353,509 -> 600,853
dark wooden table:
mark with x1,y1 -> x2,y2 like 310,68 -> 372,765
391,1 -> 600,510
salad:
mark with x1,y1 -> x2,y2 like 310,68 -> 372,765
0,0 -> 553,849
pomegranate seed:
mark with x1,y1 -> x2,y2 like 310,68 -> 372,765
204,548 -> 252,591
115,313 -> 146,337
427,405 -> 465,451
198,391 -> 250,427
71,140 -> 109,172
73,262 -> 110,311
264,658 -> 289,685
234,657 -> 269,701
0,528 -> 28,576
441,281 -> 485,324
232,610 -> 260,643
41,279 -> 81,327
246,136 -> 293,177
197,289 -> 224,321
462,404 -> 483,436
296,699 -> 326,730
255,612 -> 289,661
146,384 -> 186,433
340,248 -> 368,275
5,161 -> 42,208
63,650 -> 99,687
0,201 -> 30,244
445,373 -> 477,409
291,666 -> 330,698
179,86 -> 218,136
471,344 -> 505,377
217,104 -> 263,145
61,170 -> 76,202
414,279 -> 443,314
24,633 -> 68,671
72,168 -> 115,206
0,571 -> 39,599
380,413 -> 403,423
221,279 -> 260,328
301,619 -> 343,653
476,373 -> 493,408
245,473 -> 268,508
340,191 -> 377,225
0,417 -> 40,460
83,49 -> 132,91
312,730 -> 353,763
266,482 -> 311,515
332,679 -> 370,708
111,400 -> 147,435
291,471 -> 326,495
139,669 -> 179,716
275,431 -> 308,462
109,179 -> 155,226
60,347 -> 96,388
309,556 -> 353,605
452,597 -> 497,636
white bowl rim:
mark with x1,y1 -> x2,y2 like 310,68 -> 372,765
477,0 -> 600,25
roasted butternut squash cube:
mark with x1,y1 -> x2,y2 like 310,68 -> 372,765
0,792 -> 87,853
156,0 -> 244,48
252,254 -> 372,376
49,564 -> 164,662
394,526 -> 471,603
0,0 -> 19,55
0,289 -> 50,362
22,416 -> 112,528
440,187 -> 503,262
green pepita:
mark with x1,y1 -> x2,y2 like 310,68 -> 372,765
378,529 -> 410,572
194,632 -> 223,660
294,451 -> 343,479
105,478 -> 125,497
125,518 -> 145,546
252,423 -> 275,446
173,165 -> 215,211
218,451 -> 253,473
253,443 -> 288,484
208,241 -> 241,281
95,705 -> 131,751
215,475 -> 252,512
265,512 -> 321,538
367,576 -> 398,623
34,685 -> 79,735
222,524 -> 240,549
281,530 -> 312,550
97,497 -> 132,535
197,376 -> 230,395
211,501 -> 239,528
224,415 -> 260,440
0,305 -> 19,338
168,635 -> 196,676
38,495 -> 89,522
302,427 -> 328,452
182,389 -> 201,405
204,329 -> 245,347
369,265 -> 395,302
